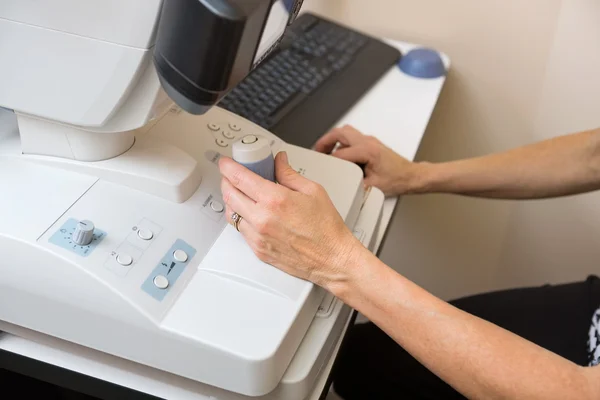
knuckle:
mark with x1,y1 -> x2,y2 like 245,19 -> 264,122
230,169 -> 244,187
221,189 -> 232,205
255,215 -> 271,235
265,192 -> 286,210
366,135 -> 380,146
253,239 -> 271,263
282,167 -> 297,180
366,136 -> 382,157
254,237 -> 268,253
308,182 -> 325,196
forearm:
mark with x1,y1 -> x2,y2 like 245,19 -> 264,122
411,128 -> 600,199
331,250 -> 599,400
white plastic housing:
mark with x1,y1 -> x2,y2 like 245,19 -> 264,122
0,1 -> 169,130
0,107 -> 367,398
0,0 -> 172,161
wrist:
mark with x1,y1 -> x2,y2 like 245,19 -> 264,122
405,161 -> 440,194
324,239 -> 385,306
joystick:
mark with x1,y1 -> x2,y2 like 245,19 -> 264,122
232,135 -> 276,182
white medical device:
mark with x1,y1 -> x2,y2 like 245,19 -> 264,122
0,1 -> 384,398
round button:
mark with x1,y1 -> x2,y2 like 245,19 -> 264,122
222,130 -> 236,140
116,254 -> 133,266
242,135 -> 258,144
210,201 -> 224,213
216,138 -> 228,148
173,249 -> 188,263
153,275 -> 169,290
137,229 -> 153,241
208,123 -> 220,131
229,123 -> 241,132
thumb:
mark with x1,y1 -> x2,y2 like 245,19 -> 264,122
275,151 -> 312,192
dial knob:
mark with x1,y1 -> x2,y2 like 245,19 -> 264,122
72,220 -> 95,246
232,135 -> 275,182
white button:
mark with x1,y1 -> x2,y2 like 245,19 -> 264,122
229,123 -> 241,132
242,135 -> 258,144
208,123 -> 220,131
222,130 -> 236,139
173,249 -> 188,263
137,229 -> 153,241
216,138 -> 228,147
116,254 -> 133,266
210,201 -> 224,213
153,275 -> 169,290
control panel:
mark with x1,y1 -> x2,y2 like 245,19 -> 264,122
39,112 -> 256,320
208,121 -> 244,149
39,107 -> 348,324
103,218 -> 163,278
203,117 -> 284,154
140,239 -> 197,301
48,218 -> 106,257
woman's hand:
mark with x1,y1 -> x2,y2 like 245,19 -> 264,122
315,125 -> 426,196
218,151 -> 366,291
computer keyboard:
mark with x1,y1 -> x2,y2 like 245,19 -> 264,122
219,13 -> 402,149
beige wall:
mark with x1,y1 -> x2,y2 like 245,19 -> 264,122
301,0 -> 600,300
495,0 -> 600,289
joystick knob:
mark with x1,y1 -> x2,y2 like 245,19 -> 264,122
72,220 -> 95,246
232,135 -> 276,182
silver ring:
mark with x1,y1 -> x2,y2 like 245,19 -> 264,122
231,212 -> 243,232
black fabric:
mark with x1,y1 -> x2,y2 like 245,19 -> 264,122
332,275 -> 600,400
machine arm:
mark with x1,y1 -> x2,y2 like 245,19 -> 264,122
155,0 -> 303,114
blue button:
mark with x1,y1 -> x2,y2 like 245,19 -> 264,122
399,48 -> 447,79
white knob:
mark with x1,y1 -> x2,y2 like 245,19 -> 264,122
73,220 -> 95,246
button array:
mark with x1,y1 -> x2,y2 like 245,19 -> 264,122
208,121 -> 257,148
106,219 -> 161,277
141,239 -> 197,301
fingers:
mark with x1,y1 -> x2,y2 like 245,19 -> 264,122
219,156 -> 273,202
221,177 -> 257,224
314,125 -> 365,154
225,204 -> 274,264
274,152 -> 314,192
330,145 -> 371,165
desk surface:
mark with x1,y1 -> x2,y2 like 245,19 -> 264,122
0,39 -> 449,400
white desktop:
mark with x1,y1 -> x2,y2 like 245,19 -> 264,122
0,1 -> 387,399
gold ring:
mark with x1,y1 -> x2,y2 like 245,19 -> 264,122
231,212 -> 243,232
234,215 -> 243,232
